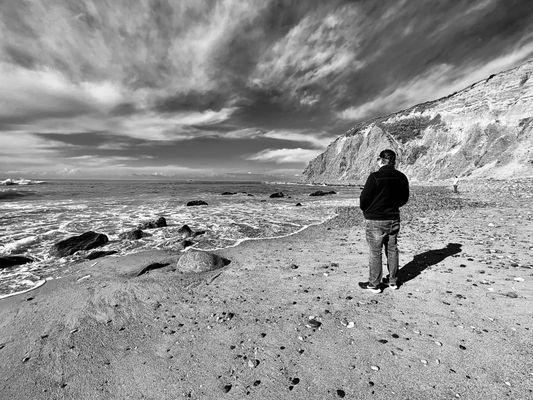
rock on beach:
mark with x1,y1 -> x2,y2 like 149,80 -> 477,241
50,231 -> 109,257
176,251 -> 229,273
309,190 -> 336,196
0,255 -> 33,269
187,200 -> 208,206
119,229 -> 144,240
269,192 -> 285,198
137,217 -> 167,230
177,224 -> 194,239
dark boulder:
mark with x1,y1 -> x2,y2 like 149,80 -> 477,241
221,192 -> 237,195
119,229 -> 144,240
137,217 -> 167,230
181,240 -> 194,248
187,200 -> 208,206
50,231 -> 108,257
177,224 -> 194,239
269,192 -> 284,198
309,190 -> 336,197
176,251 -> 230,273
0,255 -> 33,269
85,250 -> 118,260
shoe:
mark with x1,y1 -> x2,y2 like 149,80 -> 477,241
358,282 -> 381,293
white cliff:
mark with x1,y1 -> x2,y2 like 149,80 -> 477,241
303,60 -> 533,182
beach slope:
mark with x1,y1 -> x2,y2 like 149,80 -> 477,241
0,180 -> 532,400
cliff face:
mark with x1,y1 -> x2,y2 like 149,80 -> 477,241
303,60 -> 533,183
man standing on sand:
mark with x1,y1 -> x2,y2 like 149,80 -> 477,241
358,149 -> 409,293
453,175 -> 460,193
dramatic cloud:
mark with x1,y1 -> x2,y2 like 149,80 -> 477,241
1,0 -> 532,179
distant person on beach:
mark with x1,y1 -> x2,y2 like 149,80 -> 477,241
358,149 -> 409,293
453,175 -> 459,193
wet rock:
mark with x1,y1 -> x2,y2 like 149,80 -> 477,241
177,224 -> 194,239
221,192 -> 237,195
309,190 -> 336,196
0,255 -> 33,269
176,251 -> 230,273
181,240 -> 194,248
50,231 -> 108,257
187,200 -> 208,206
269,192 -> 284,198
137,217 -> 167,229
85,250 -> 118,260
119,229 -> 144,240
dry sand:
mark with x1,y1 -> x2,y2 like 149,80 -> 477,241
0,179 -> 532,400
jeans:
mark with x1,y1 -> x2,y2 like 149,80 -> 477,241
365,219 -> 400,287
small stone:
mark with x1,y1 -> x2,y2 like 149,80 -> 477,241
378,339 -> 388,344
513,277 -> 524,282
306,317 -> 322,329
248,359 -> 260,368
336,389 -> 346,398
459,345 -> 467,350
22,356 -> 30,363
421,359 -> 428,364
435,341 -> 442,346
223,384 -> 232,393
504,381 -> 511,386
347,322 -> 355,329
370,365 -> 380,371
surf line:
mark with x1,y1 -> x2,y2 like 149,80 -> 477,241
0,279 -> 46,300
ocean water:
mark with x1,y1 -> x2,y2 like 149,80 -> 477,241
0,179 -> 359,297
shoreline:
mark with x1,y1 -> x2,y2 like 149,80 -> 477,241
0,195 -> 355,299
0,179 -> 531,399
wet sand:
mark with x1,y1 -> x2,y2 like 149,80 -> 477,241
0,179 -> 531,400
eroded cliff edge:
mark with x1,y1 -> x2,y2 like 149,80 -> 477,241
303,60 -> 533,183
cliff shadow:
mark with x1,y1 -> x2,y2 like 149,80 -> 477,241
397,243 -> 462,284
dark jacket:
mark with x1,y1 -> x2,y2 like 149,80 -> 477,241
359,165 -> 409,220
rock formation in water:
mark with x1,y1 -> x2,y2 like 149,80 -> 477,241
303,60 -> 533,183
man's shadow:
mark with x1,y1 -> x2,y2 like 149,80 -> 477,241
397,243 -> 462,284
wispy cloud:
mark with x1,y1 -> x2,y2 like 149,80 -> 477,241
339,41 -> 533,121
247,148 -> 323,164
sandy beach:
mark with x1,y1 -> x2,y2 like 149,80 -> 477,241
0,179 -> 531,400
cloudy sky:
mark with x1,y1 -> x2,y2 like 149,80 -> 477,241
1,0 -> 533,180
